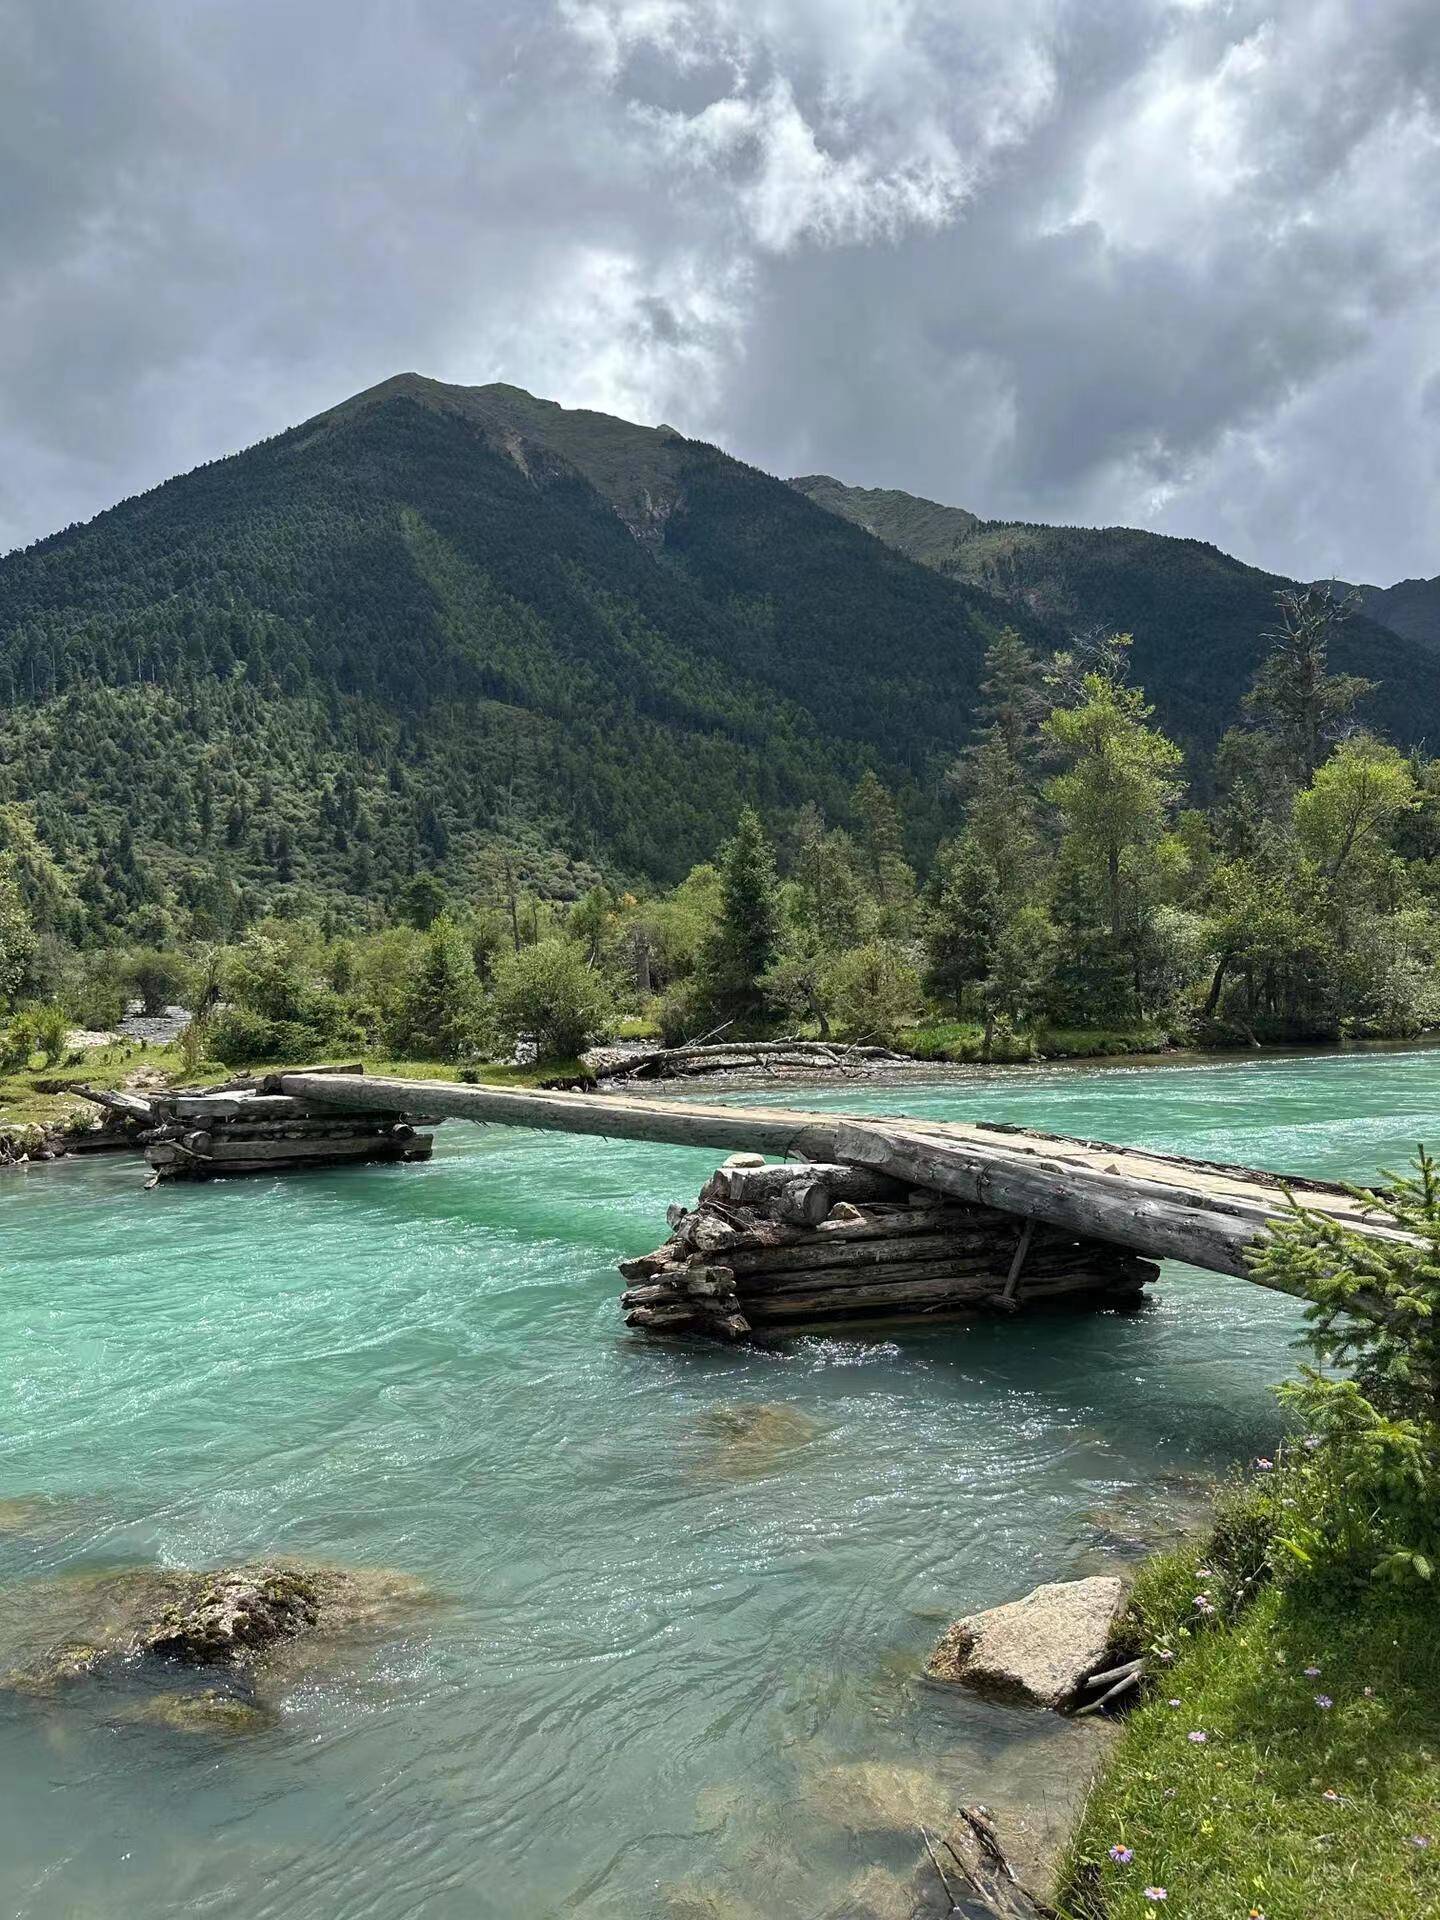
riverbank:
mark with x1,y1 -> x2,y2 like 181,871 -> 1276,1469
1052,1467 -> 1439,1919
8,1030 -> 1440,1166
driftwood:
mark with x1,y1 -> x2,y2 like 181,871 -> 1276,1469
75,1086 -> 157,1122
590,1037 -> 909,1081
923,1806 -> 1060,1918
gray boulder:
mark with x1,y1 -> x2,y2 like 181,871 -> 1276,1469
926,1575 -> 1126,1709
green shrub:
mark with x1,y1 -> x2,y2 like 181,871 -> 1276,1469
489,940 -> 616,1062
205,1006 -> 282,1063
1113,1468 -> 1283,1662
824,939 -> 922,1045
1250,1149 -> 1440,1585
0,1001 -> 71,1071
123,947 -> 192,1016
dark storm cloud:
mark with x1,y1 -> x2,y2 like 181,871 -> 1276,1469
2,0 -> 1436,582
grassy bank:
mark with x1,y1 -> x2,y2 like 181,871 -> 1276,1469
907,1020 -> 1170,1064
1060,1478 -> 1440,1919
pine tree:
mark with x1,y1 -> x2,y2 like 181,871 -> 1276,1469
1242,587 -> 1374,789
851,771 -> 916,926
923,836 -> 1000,1015
0,857 -> 37,1014
695,808 -> 782,1029
390,917 -> 483,1060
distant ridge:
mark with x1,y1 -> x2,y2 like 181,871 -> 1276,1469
790,472 -> 1437,757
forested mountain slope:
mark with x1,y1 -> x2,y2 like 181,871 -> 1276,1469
4,376 -> 1437,943
792,474 -> 1439,761
0,378 -> 1034,934
1329,574 -> 1440,653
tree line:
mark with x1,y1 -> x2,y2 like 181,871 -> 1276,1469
3,586 -> 1437,1069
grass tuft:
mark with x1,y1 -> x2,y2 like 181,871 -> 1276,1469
1061,1471 -> 1440,1919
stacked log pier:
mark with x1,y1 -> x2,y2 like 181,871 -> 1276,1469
620,1158 -> 1159,1339
79,1083 -> 439,1181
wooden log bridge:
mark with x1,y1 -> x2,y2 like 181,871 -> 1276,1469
275,1073 -> 1403,1310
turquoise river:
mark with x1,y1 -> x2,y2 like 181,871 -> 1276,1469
3,1048 -> 1438,1919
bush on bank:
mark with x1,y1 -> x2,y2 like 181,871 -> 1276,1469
1061,1155 -> 1440,1919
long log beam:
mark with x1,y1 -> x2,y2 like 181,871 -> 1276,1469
276,1073 -> 1400,1292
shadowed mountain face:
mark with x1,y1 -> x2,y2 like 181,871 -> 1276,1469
1,378 -> 1436,932
791,474 -> 1439,760
1324,575 -> 1440,654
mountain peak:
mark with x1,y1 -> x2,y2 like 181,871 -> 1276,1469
316,373 -> 692,536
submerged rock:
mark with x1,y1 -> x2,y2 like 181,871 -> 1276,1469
926,1576 -> 1126,1709
1,1559 -> 432,1703
802,1760 -> 952,1835
661,1885 -> 770,1920
0,1496 -> 54,1536
823,1866 -> 915,1920
127,1688 -> 275,1736
8,1640 -> 110,1694
692,1402 -> 823,1479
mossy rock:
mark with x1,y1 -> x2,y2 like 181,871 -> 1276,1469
128,1688 -> 274,1736
137,1566 -> 322,1664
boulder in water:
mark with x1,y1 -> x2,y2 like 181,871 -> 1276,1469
2,1559 -> 432,1703
135,1566 -> 320,1665
926,1576 -> 1126,1709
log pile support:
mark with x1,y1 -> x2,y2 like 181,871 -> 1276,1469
79,1077 -> 440,1182
619,1158 -> 1158,1339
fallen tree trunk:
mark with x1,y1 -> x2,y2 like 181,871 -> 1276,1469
596,1037 -> 910,1080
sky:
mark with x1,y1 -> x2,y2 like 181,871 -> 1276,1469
3,0 -> 1438,584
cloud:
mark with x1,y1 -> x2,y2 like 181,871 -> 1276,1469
0,0 -> 1435,584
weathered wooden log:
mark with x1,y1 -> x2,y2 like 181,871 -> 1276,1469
722,1227 -> 1068,1277
146,1133 -> 432,1177
735,1251 -> 1150,1298
706,1162 -> 911,1208
603,1038 -> 908,1080
620,1281 -> 688,1307
75,1086 -> 157,1122
196,1135 -> 411,1163
193,1115 -> 423,1141
624,1304 -> 703,1330
772,1177 -> 832,1226
742,1268 -> 1147,1322
166,1094 -> 317,1120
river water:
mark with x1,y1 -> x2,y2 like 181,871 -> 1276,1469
2,1049 -> 1436,1919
